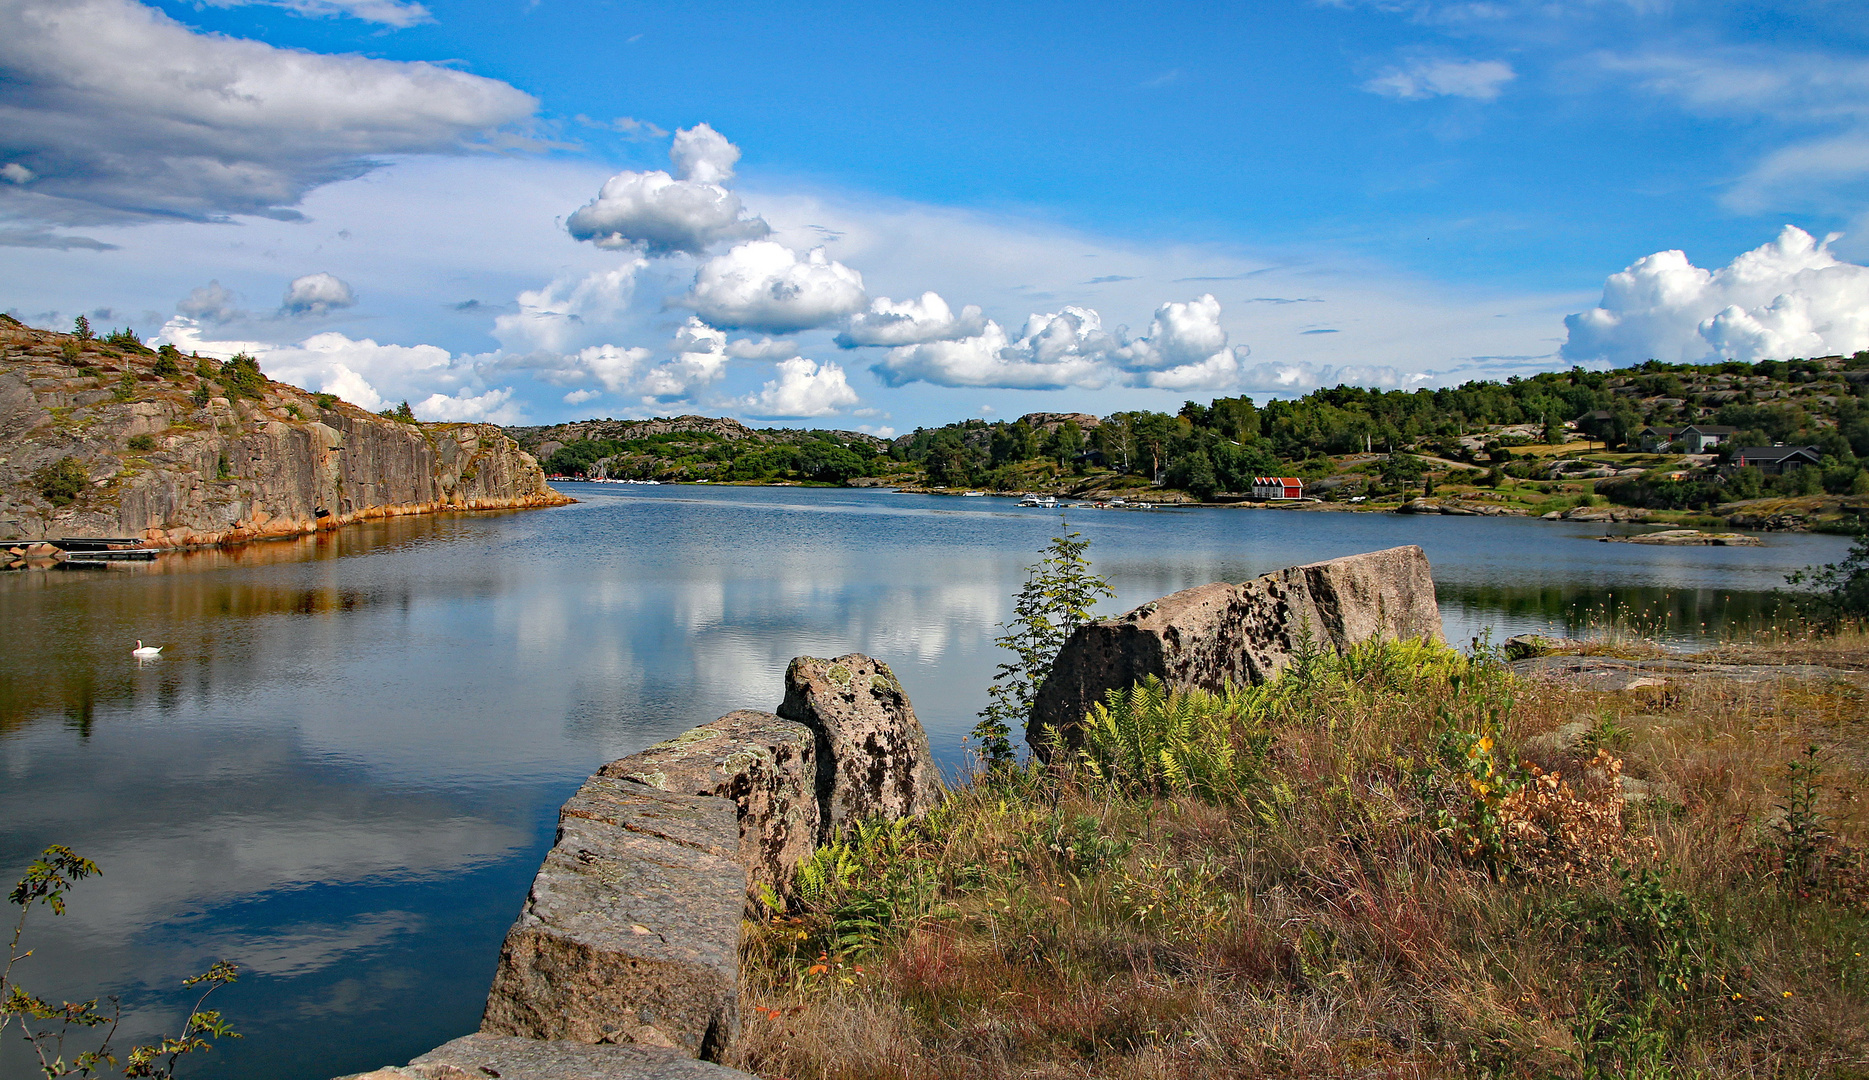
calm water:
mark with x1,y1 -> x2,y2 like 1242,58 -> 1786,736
0,485 -> 1850,1078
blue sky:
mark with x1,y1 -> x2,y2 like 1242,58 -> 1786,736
4,0 -> 1869,432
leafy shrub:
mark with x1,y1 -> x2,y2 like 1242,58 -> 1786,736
30,457 -> 87,506
127,434 -> 156,452
217,353 -> 265,400
191,386 -> 212,407
2,846 -> 241,1079
194,355 -> 216,379
59,341 -> 82,364
314,393 -> 338,410
379,401 -> 418,423
103,327 -> 151,354
112,373 -> 137,402
152,346 -> 181,377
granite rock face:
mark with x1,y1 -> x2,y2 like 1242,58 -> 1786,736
0,318 -> 569,547
778,653 -> 940,836
1029,545 -> 1443,751
336,1033 -> 756,1080
600,710 -> 819,899
481,778 -> 744,1058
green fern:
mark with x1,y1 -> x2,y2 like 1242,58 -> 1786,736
1078,677 -> 1272,802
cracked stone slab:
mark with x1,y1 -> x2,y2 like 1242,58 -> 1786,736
481,779 -> 744,1059
339,1032 -> 755,1079
601,710 -> 818,900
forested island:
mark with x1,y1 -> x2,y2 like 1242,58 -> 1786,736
510,352 -> 1869,533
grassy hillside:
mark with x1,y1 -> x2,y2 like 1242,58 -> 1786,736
731,632 -> 1869,1079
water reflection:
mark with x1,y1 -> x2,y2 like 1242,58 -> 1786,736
0,486 -> 1851,1080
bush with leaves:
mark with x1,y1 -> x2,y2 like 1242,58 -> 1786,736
972,522 -> 1114,770
1786,528 -> 1869,620
216,354 -> 265,401
2,847 -> 239,1079
31,457 -> 88,507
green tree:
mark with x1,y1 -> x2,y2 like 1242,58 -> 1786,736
73,315 -> 92,341
972,523 -> 1114,770
31,457 -> 88,507
1787,528 -> 1869,620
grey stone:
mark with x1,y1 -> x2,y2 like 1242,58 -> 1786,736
777,653 -> 940,836
1502,634 -> 1587,661
339,1032 -> 754,1079
1029,545 -> 1444,752
600,710 -> 818,900
481,779 -> 744,1059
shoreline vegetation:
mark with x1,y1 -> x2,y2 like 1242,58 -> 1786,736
728,623 -> 1869,1080
511,350 -> 1869,535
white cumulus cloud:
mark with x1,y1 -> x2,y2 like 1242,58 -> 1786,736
564,123 -> 768,255
685,241 -> 867,334
152,318 -> 522,420
1110,294 -> 1246,389
835,291 -> 987,348
178,280 -> 241,323
1562,225 -> 1869,364
640,317 -> 731,399
0,0 -> 538,230
870,294 -> 1250,391
492,261 -> 647,354
1364,58 -> 1516,101
739,357 -> 859,418
280,272 -> 356,317
414,386 -> 522,424
1,163 -> 33,184
562,388 -> 600,405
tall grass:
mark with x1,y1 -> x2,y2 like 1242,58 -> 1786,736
734,635 -> 1869,1080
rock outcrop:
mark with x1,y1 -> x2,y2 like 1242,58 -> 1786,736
1597,529 -> 1762,546
778,653 -> 941,836
0,318 -> 569,547
600,710 -> 818,899
1029,546 -> 1444,751
481,779 -> 743,1058
475,652 -> 939,1073
345,1034 -> 755,1079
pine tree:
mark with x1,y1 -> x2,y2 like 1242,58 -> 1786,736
972,520 -> 1114,770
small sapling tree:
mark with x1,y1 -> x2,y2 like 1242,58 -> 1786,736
1,847 -> 240,1079
972,518 -> 1114,770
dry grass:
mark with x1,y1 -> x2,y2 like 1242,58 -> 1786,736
731,640 -> 1869,1080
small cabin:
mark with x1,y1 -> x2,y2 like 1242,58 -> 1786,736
1731,445 -> 1822,475
1252,476 -> 1304,500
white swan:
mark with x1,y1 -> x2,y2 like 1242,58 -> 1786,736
132,640 -> 162,659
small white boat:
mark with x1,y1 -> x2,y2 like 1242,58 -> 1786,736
961,491 -> 986,497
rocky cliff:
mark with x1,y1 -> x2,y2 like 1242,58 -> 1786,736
0,317 -> 571,547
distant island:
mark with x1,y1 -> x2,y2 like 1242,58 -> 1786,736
508,353 -> 1869,534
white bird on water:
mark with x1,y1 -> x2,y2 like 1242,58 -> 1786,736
132,640 -> 162,659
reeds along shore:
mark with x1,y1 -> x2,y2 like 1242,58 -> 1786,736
729,629 -> 1869,1080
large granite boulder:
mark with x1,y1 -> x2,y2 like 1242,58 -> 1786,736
481,778 -> 744,1059
1029,545 -> 1443,752
600,710 -> 818,900
341,1033 -> 754,1079
777,653 -> 939,836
